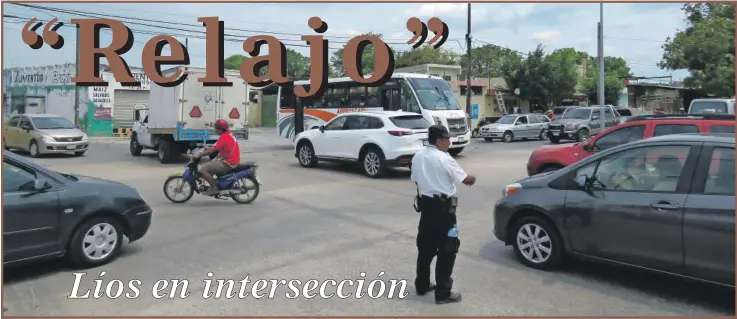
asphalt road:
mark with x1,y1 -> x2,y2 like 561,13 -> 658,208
4,133 -> 734,316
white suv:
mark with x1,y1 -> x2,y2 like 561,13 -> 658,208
294,111 -> 430,178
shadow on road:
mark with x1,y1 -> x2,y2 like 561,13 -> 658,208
478,242 -> 735,315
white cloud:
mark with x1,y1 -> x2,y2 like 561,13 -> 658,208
532,31 -> 560,40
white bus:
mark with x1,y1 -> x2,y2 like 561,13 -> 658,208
276,73 -> 471,155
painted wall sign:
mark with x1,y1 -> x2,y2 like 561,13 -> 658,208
3,64 -> 76,88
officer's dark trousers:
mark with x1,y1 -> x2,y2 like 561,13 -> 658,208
415,195 -> 460,300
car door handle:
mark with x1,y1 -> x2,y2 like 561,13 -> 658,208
649,200 -> 680,211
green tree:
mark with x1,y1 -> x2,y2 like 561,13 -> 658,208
330,32 -> 383,77
660,3 -> 735,97
543,48 -> 583,104
459,44 -> 524,79
394,45 -> 460,68
505,45 -> 582,107
583,56 -> 632,104
223,48 -> 310,79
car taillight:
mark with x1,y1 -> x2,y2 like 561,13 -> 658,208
387,130 -> 415,136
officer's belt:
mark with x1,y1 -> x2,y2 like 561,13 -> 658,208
421,194 -> 455,201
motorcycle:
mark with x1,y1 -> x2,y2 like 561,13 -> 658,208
163,147 -> 262,204
471,117 -> 495,138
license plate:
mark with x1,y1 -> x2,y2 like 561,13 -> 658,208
551,132 -> 559,136
66,145 -> 77,150
457,137 -> 465,143
422,139 -> 429,146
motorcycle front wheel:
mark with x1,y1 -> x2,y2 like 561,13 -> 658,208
163,176 -> 195,203
231,176 -> 260,204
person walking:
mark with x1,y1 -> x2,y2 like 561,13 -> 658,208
410,125 -> 476,304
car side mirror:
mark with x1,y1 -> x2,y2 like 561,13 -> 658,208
22,125 -> 31,132
319,125 -> 325,133
310,126 -> 319,130
33,178 -> 51,192
76,125 -> 81,129
575,175 -> 590,189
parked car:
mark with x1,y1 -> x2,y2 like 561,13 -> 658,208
527,114 -> 735,175
294,110 -> 430,178
477,113 -> 550,143
3,151 -> 152,268
615,108 -> 633,123
494,133 -> 735,286
546,106 -> 620,143
3,114 -> 89,157
549,106 -> 576,120
689,98 -> 735,115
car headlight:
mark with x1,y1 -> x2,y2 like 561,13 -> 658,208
565,124 -> 576,130
502,183 -> 523,197
433,116 -> 442,125
81,133 -> 88,141
41,135 -> 55,142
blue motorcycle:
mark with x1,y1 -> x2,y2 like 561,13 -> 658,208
163,147 -> 262,204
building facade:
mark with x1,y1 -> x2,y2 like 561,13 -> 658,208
3,64 -> 151,136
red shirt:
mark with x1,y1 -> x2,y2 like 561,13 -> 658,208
214,132 -> 240,165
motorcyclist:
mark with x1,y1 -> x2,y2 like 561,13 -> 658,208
195,119 -> 241,196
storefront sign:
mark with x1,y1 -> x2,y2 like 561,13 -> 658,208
3,64 -> 76,87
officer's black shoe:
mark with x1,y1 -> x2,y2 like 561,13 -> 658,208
435,292 -> 462,304
416,283 -> 436,296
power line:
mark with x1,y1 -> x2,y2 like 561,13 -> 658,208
11,3 -> 443,46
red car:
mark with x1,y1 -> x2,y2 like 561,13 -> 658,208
526,114 -> 736,176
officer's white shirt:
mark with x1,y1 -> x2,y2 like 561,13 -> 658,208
411,146 -> 468,196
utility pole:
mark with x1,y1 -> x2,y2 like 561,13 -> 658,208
73,26 -> 80,126
465,3 -> 472,117
597,3 -> 605,133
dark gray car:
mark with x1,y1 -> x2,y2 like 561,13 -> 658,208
3,151 -> 152,268
493,133 -> 734,286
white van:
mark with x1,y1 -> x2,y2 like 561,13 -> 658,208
689,98 -> 735,115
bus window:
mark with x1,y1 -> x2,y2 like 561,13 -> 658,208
407,77 -> 461,111
401,81 -> 420,113
279,86 -> 294,109
366,87 -> 379,108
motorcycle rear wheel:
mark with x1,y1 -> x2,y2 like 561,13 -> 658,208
163,176 -> 195,203
231,176 -> 260,204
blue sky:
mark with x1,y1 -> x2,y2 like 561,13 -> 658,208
3,2 -> 690,80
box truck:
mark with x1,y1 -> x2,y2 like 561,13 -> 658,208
130,66 -> 251,163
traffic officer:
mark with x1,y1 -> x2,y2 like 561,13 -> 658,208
410,124 -> 476,304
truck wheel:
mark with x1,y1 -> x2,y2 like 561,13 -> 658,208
576,129 -> 589,142
130,136 -> 143,156
448,147 -> 464,157
157,139 -> 173,164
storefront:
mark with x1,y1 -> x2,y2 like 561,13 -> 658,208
3,64 -> 151,136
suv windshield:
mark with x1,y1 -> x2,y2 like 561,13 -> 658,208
690,101 -> 729,114
390,115 -> 431,129
407,78 -> 462,111
496,115 -> 517,124
553,107 -> 569,115
562,108 -> 591,119
31,117 -> 76,129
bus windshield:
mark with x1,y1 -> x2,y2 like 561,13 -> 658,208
407,78 -> 461,111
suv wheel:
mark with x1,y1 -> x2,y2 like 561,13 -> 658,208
539,129 -> 548,140
576,129 -> 589,142
512,216 -> 564,270
297,141 -> 318,167
361,147 -> 386,178
502,131 -> 514,143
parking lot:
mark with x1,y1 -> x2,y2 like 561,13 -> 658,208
4,130 -> 734,316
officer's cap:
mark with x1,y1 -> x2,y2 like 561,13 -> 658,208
428,124 -> 451,140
